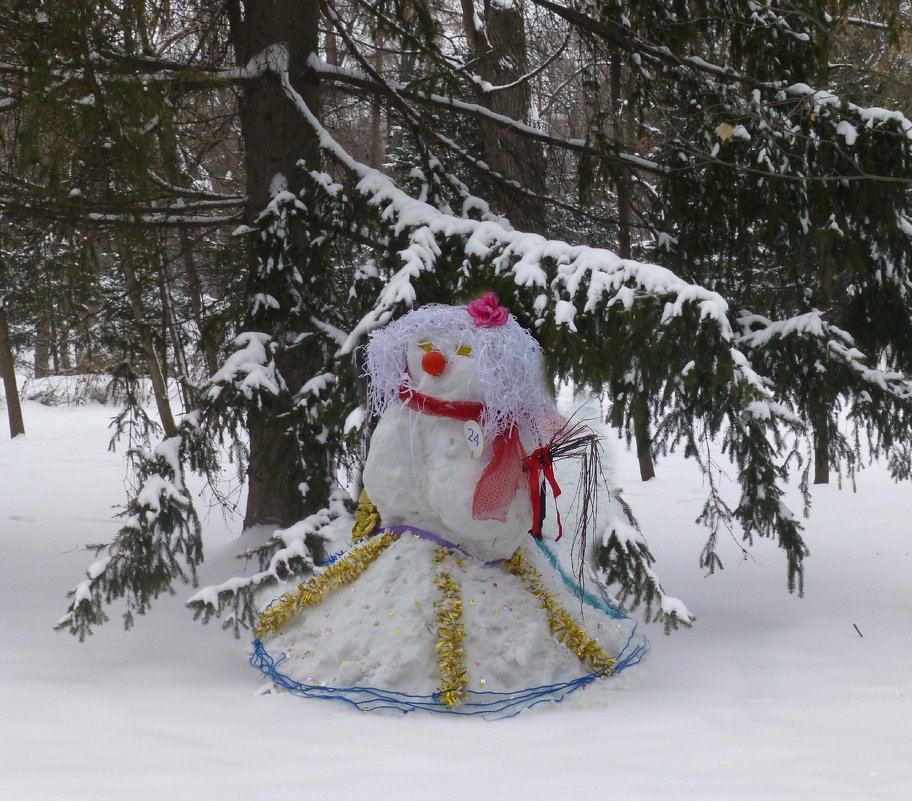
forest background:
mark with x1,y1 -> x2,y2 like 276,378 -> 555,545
1,0 -> 912,638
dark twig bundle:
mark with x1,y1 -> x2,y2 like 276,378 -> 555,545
532,414 -> 611,595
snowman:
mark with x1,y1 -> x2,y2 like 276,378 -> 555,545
251,295 -> 647,716
362,293 -> 558,562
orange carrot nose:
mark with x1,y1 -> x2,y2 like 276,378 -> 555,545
422,350 -> 447,376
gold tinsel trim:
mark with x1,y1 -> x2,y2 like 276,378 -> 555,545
253,531 -> 400,639
505,549 -> 616,675
432,548 -> 468,707
352,489 -> 381,543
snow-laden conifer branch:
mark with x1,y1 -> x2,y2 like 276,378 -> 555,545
179,158 -> 368,634
647,83 -> 912,188
524,1 -> 912,185
311,19 -> 912,195
187,492 -> 349,636
526,0 -> 885,101
268,53 -> 737,358
594,496 -> 694,630
737,311 -> 912,401
56,424 -> 210,640
58,166 -> 364,637
206,332 -> 285,403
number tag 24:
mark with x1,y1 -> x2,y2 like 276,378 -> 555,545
463,420 -> 484,457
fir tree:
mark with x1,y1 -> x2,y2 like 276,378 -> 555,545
2,1 -> 910,635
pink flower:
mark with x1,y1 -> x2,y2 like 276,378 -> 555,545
467,292 -> 509,328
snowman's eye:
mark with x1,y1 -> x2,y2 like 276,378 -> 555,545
455,344 -> 473,357
417,340 -> 435,352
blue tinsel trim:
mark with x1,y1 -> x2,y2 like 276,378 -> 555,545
532,537 -> 628,620
250,629 -> 648,719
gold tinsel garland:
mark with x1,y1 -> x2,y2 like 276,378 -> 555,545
505,548 -> 616,675
352,489 -> 381,543
432,547 -> 469,707
253,531 -> 400,639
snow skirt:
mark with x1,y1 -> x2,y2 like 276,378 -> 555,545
251,528 -> 648,717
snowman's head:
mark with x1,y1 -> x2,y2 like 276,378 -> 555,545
366,296 -> 554,444
403,327 -> 485,401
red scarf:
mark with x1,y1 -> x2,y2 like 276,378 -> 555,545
398,384 -> 561,538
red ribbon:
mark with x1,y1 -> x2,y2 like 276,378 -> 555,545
524,446 -> 563,540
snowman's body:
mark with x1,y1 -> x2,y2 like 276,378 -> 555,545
362,333 -> 532,562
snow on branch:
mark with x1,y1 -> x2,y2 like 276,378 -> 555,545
468,32 -> 571,95
85,211 -> 242,227
309,56 -> 663,174
57,423 -> 206,640
187,491 -> 350,635
737,311 -> 912,401
787,83 -> 912,141
186,516 -> 322,608
596,515 -> 695,628
0,55 -> 256,90
845,16 -> 890,30
251,52 -> 734,360
207,332 -> 285,402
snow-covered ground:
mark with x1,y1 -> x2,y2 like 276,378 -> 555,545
1,396 -> 910,800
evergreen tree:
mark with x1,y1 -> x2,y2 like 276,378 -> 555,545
588,1 -> 912,575
1,1 -> 910,636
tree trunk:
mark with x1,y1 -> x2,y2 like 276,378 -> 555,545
460,0 -> 547,232
813,232 -> 833,483
230,0 -> 328,528
611,51 -> 654,481
120,253 -> 178,438
612,51 -> 634,259
74,303 -> 97,372
813,415 -> 830,485
35,310 -> 51,378
388,34 -> 416,156
632,392 -> 656,481
610,397 -> 624,430
368,43 -> 386,170
58,292 -> 72,373
179,229 -> 219,378
48,303 -> 60,374
155,120 -> 220,379
0,301 -> 25,438
159,261 -> 195,412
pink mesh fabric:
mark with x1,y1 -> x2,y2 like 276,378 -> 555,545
472,427 -> 527,523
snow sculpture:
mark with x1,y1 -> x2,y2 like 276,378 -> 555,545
362,295 -> 557,562
251,294 -> 647,716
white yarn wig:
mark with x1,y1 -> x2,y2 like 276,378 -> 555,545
365,303 -> 557,444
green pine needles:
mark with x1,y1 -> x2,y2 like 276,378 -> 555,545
29,0 -> 912,636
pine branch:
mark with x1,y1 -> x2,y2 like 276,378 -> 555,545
57,422 -> 213,640
187,495 -> 347,637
